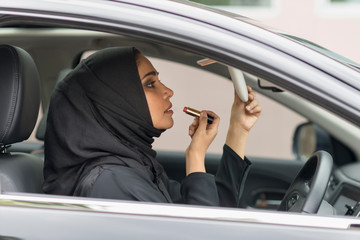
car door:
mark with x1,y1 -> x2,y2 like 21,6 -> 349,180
157,150 -> 304,210
143,44 -> 359,210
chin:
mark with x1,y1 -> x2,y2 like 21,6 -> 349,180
155,119 -> 174,130
167,120 -> 174,129
164,120 -> 174,130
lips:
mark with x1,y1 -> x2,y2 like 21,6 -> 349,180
165,103 -> 173,113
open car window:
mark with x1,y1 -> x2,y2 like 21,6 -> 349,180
148,56 -> 306,160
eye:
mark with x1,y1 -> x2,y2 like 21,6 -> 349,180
145,80 -> 155,88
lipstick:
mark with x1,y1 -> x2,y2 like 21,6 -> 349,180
183,107 -> 214,124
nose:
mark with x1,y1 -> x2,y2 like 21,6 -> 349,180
162,83 -> 174,99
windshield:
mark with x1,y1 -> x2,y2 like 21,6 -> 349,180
281,34 -> 360,72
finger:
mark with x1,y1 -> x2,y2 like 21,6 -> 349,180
188,118 -> 199,137
249,105 -> 262,115
247,92 -> 254,102
203,110 -> 220,129
204,110 -> 219,122
247,87 -> 256,101
193,111 -> 210,133
247,86 -> 255,95
245,99 -> 259,112
235,86 -> 255,103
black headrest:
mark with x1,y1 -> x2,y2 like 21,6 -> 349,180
0,45 -> 40,145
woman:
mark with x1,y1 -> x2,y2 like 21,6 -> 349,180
43,47 -> 261,207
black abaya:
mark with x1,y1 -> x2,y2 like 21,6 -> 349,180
43,46 -> 251,207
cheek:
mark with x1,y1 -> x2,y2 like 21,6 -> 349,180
144,92 -> 162,120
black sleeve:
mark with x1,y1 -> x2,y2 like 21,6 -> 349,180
180,172 -> 219,206
77,146 -> 250,207
77,164 -> 218,205
160,172 -> 182,203
161,171 -> 219,206
162,144 -> 251,207
78,165 -> 170,203
215,144 -> 252,207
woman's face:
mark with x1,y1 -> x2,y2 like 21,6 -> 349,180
136,53 -> 174,130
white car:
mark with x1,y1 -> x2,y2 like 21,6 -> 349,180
0,0 -> 359,239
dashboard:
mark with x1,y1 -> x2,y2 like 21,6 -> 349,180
326,163 -> 360,217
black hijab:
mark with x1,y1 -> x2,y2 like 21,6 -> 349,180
43,47 -> 165,195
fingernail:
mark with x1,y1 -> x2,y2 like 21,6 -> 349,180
246,106 -> 251,111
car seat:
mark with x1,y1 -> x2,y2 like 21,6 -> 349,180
0,44 -> 44,193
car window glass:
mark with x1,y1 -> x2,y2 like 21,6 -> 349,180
148,57 -> 306,160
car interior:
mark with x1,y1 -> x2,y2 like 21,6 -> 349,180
0,44 -> 44,193
0,24 -> 360,217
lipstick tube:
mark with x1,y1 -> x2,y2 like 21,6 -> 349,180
183,107 -> 214,124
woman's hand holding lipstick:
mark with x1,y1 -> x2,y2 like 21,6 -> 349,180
182,85 -> 260,175
185,109 -> 220,176
226,86 -> 262,159
183,107 -> 214,124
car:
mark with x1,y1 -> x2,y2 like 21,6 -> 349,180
0,0 -> 360,239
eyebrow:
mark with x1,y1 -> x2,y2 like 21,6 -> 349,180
141,71 -> 159,80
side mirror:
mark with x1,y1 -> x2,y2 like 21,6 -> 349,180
292,122 -> 333,161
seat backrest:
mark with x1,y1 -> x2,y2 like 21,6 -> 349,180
0,44 -> 43,193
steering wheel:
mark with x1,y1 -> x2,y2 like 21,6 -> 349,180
278,150 -> 333,213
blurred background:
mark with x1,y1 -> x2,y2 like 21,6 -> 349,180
28,0 -> 360,160
151,0 -> 360,159
190,0 -> 360,63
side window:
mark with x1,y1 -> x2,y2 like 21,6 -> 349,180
149,57 -> 306,160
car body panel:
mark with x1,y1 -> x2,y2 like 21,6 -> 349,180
1,194 -> 360,240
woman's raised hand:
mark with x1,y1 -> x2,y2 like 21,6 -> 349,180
230,86 -> 261,132
185,111 -> 220,175
226,86 -> 262,159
